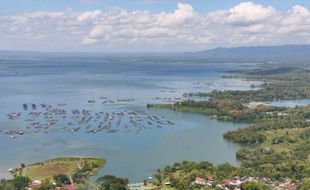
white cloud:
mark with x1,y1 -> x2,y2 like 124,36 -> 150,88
226,2 -> 276,25
89,25 -> 106,38
82,37 -> 98,45
77,10 -> 102,23
157,2 -> 196,26
1,2 -> 310,51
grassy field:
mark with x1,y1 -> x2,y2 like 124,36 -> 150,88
18,157 -> 105,180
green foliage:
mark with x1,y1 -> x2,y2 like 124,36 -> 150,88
53,174 -> 71,185
72,170 -> 88,184
149,98 -> 279,123
240,181 -> 269,190
12,176 -> 31,190
298,178 -> 310,190
224,130 -> 267,144
148,67 -> 310,189
151,161 -> 249,189
74,183 -> 96,190
96,175 -> 129,190
0,179 -> 15,190
37,179 -> 54,190
81,162 -> 95,172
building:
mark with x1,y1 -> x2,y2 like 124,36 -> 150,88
193,177 -> 208,186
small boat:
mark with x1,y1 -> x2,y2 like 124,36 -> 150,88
167,120 -> 175,125
23,104 -> 28,110
107,129 -> 119,133
31,104 -> 36,110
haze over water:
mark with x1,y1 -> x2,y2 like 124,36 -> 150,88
0,55 -> 257,182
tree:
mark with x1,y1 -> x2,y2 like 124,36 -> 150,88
53,174 -> 71,185
96,175 -> 128,190
0,179 -> 15,190
257,134 -> 266,144
37,179 -> 54,190
12,176 -> 31,190
72,170 -> 88,184
240,181 -> 270,190
299,178 -> 310,190
75,183 -> 96,190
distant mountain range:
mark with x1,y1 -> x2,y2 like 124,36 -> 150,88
188,45 -> 310,64
1,45 -> 310,64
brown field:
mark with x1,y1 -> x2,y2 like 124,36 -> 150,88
19,157 -> 105,180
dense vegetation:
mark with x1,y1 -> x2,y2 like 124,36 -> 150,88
150,68 -> 310,122
149,99 -> 282,122
96,175 -> 129,190
0,174 -> 130,190
190,68 -> 310,101
148,160 -> 286,190
148,67 -> 310,189
0,176 -> 31,190
224,106 -> 310,181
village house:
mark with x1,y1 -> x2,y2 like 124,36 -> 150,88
277,112 -> 289,116
275,179 -> 298,190
193,177 -> 208,186
192,176 -> 215,186
27,180 -> 42,190
62,183 -> 76,190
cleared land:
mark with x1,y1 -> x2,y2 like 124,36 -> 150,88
17,157 -> 105,180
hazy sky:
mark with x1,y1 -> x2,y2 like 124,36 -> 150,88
1,0 -> 310,52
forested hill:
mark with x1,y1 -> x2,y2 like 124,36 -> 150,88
188,45 -> 310,64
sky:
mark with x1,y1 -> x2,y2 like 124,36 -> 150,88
1,0 -> 310,52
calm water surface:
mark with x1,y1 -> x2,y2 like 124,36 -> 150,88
271,99 -> 310,108
0,57 -> 255,182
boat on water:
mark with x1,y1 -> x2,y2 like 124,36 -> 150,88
23,104 -> 28,110
31,104 -> 36,110
167,120 -> 175,125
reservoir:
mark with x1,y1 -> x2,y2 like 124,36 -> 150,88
0,55 -> 255,182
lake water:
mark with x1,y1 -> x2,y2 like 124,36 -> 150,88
0,55 -> 255,182
271,99 -> 310,108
